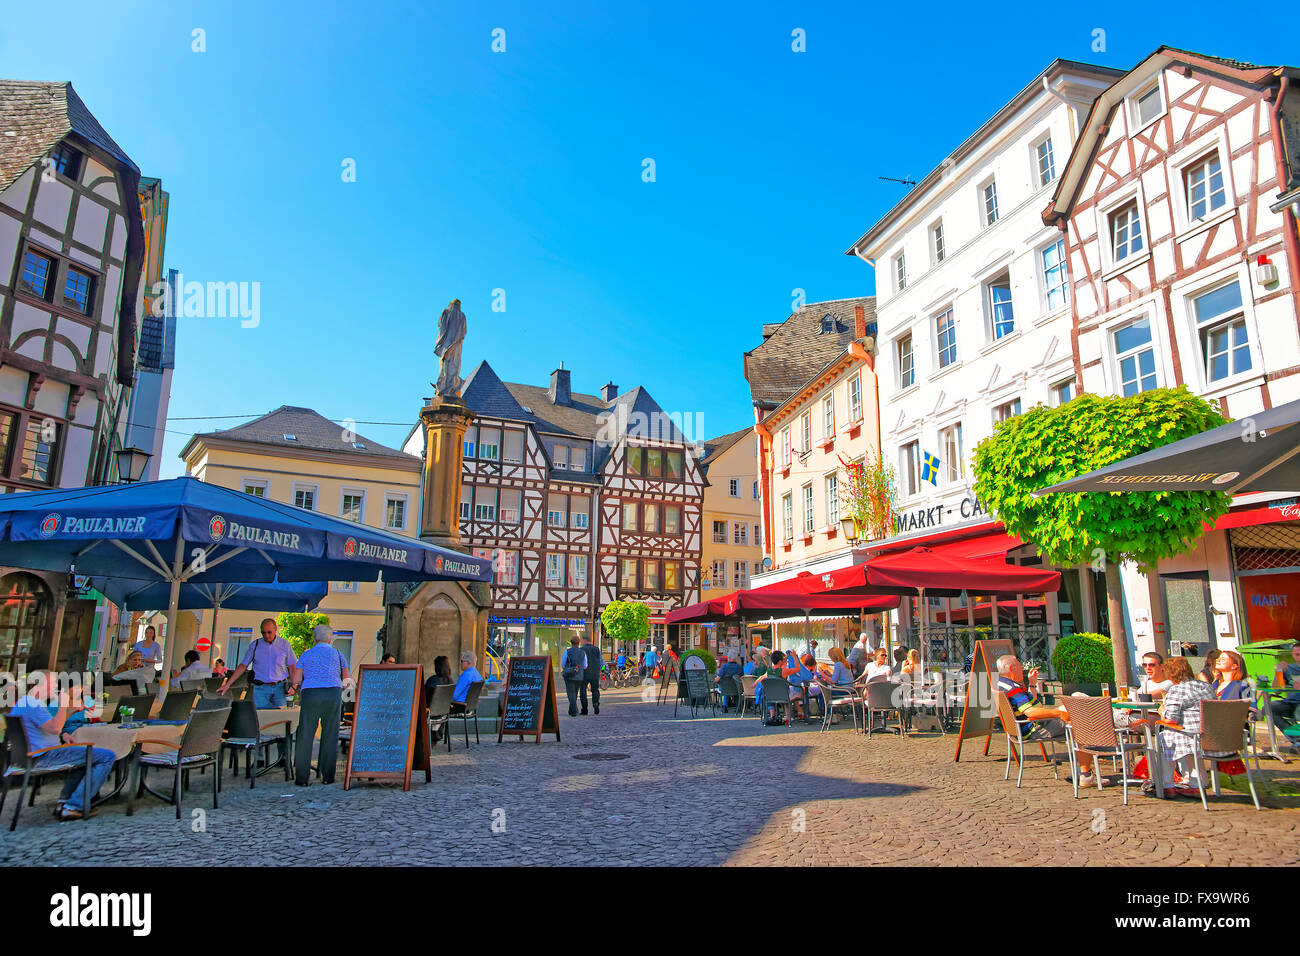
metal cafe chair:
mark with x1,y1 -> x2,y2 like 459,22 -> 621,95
757,676 -> 794,726
447,680 -> 486,748
863,681 -> 905,739
738,675 -> 759,718
996,692 -> 1065,787
1,720 -> 95,831
221,699 -> 292,788
1062,696 -> 1146,805
128,701 -> 230,820
816,677 -> 861,733
427,683 -> 455,753
111,695 -> 155,724
158,690 -> 199,721
1159,699 -> 1261,811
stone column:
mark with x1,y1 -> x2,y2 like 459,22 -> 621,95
419,397 -> 475,548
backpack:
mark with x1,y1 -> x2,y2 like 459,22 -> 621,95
561,647 -> 582,681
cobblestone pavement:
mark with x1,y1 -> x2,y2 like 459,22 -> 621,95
4,684 -> 1300,866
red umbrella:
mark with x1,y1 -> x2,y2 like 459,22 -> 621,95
665,598 -> 730,624
799,547 -> 1059,597
722,576 -> 900,617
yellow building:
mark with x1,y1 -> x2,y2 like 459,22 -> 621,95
178,406 -> 421,669
697,428 -> 761,653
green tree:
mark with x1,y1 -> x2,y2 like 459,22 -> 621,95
972,387 -> 1230,684
276,611 -> 331,657
600,601 -> 649,649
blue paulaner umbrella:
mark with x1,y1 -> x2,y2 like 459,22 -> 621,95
0,476 -> 490,680
96,577 -> 328,670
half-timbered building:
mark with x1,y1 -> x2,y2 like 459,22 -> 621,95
1045,47 -> 1300,658
405,362 -> 704,660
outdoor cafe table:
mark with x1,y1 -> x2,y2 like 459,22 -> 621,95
1111,700 -> 1168,799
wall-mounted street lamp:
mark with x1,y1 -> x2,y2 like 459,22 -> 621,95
114,446 -> 153,484
840,516 -> 861,544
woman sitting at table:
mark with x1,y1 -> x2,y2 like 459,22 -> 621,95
827,647 -> 855,690
108,651 -> 151,688
1158,657 -> 1215,795
902,648 -> 922,678
1196,648 -> 1224,686
1213,650 -> 1256,718
864,647 -> 894,683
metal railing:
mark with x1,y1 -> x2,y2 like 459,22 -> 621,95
889,625 -> 1060,677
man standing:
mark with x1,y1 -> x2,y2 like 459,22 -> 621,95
218,618 -> 297,709
847,633 -> 871,677
643,644 -> 659,683
580,635 -> 603,715
560,637 -> 585,717
133,625 -> 163,674
10,672 -> 116,820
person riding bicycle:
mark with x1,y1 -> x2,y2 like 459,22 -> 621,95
616,648 -> 628,669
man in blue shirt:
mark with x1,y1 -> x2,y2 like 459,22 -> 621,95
644,646 -> 659,681
218,618 -> 298,708
450,649 -> 483,714
10,672 -> 116,820
715,652 -> 743,710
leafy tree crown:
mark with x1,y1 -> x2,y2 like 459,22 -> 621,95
276,612 -> 332,657
600,600 -> 650,644
972,387 -> 1231,571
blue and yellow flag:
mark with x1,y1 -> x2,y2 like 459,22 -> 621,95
921,451 -> 941,485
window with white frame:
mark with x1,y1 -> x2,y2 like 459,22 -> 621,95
728,477 -> 739,497
900,440 -> 920,497
1193,280 -> 1251,383
1051,378 -> 1075,406
459,487 -> 471,521
711,558 -> 727,587
664,504 -> 681,534
754,523 -> 761,547
985,272 -> 1014,340
472,486 -> 496,522
780,427 -> 791,465
940,423 -> 964,483
495,550 -> 519,586
894,251 -> 907,291
712,520 -> 726,544
569,445 -> 586,472
752,480 -> 760,500
800,411 -> 811,454
333,581 -> 359,593
733,560 -> 749,590
293,485 -> 316,511
547,494 -> 566,527
500,489 -> 522,524
1035,135 -> 1056,186
802,483 -> 815,535
782,494 -> 793,542
571,495 -> 590,529
552,445 -> 569,470
478,427 -> 501,461
1114,317 -> 1158,396
341,491 -> 364,522
462,426 -> 477,459
931,220 -> 945,264
1185,153 -> 1227,222
570,555 -> 588,588
733,522 -> 749,546
825,473 -> 838,527
848,375 -> 862,422
822,395 -> 834,438
889,341 -> 909,399
993,398 -> 1022,424
243,479 -> 267,498
935,308 -> 957,368
503,430 -> 524,463
1042,238 -> 1068,311
982,179 -> 999,226
546,553 -> 564,585
384,495 -> 407,530
1131,80 -> 1163,128
1111,202 -> 1144,262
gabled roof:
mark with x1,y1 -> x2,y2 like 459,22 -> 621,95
700,427 -> 754,466
1044,47 -> 1300,225
743,297 -> 875,408
181,406 -> 417,464
0,80 -> 139,192
461,361 -> 533,421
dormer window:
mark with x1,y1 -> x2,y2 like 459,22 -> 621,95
283,434 -> 297,441
352,442 -> 366,450
1132,81 -> 1163,128
820,315 -> 834,334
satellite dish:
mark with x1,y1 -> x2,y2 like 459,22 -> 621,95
761,557 -> 773,571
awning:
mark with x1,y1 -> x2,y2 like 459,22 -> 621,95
927,531 -> 1025,561
1207,502 -> 1300,531
722,576 -> 900,618
934,598 -> 1045,623
799,546 -> 1061,597
664,599 -> 730,624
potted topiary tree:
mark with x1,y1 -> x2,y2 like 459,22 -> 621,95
1051,632 -> 1116,696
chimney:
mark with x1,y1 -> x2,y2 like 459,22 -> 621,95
854,304 -> 867,340
601,381 -> 619,402
549,367 -> 571,406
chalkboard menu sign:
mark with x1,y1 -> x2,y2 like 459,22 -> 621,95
954,639 -> 1014,763
344,664 -> 430,790
499,656 -> 560,744
684,669 -> 711,703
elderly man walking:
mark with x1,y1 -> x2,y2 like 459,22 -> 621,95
218,617 -> 297,709
290,624 -> 350,786
579,635 -> 603,715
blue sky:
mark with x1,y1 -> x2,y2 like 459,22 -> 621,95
2,1 -> 1294,476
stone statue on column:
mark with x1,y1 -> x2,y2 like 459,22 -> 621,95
434,298 -> 467,399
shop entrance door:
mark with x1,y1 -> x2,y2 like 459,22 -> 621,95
1160,572 -> 1215,657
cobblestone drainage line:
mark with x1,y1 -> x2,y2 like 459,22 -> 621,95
572,753 -> 632,761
